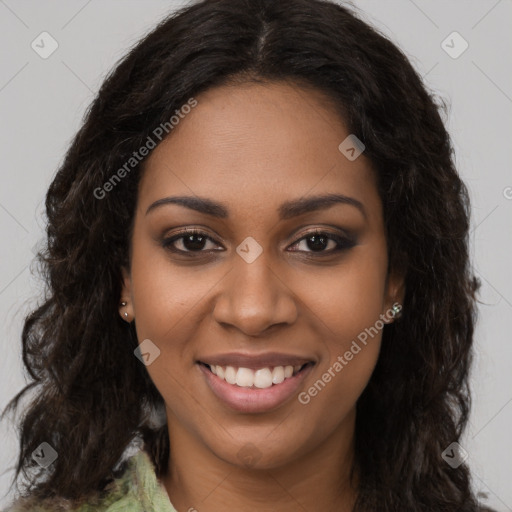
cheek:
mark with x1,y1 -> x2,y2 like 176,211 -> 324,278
297,291 -> 385,435
129,233 -> 212,344
127,237 -> 215,407
128,250 -> 209,428
296,244 -> 388,341
294,246 -> 387,409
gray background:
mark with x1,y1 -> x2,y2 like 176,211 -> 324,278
0,0 -> 511,510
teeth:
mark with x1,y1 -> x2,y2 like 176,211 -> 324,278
207,363 -> 306,389
254,368 -> 273,388
224,366 -> 237,385
236,367 -> 254,387
272,366 -> 284,384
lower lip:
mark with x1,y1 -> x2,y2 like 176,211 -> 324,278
198,363 -> 314,414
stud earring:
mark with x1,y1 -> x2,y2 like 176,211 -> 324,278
391,303 -> 403,319
120,301 -> 130,321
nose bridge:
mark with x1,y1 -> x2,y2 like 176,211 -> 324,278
213,242 -> 297,335
233,246 -> 277,300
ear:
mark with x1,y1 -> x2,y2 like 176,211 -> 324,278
119,265 -> 134,322
383,269 -> 406,323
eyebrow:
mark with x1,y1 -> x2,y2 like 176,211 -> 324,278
145,193 -> 367,220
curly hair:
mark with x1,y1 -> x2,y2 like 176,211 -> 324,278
2,0 -> 490,510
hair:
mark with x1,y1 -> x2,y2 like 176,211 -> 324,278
1,0 -> 491,510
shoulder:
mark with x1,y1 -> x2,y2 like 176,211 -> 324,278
3,449 -> 174,512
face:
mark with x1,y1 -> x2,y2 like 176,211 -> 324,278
120,81 -> 404,470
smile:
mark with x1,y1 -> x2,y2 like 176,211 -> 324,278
201,362 -> 310,389
197,359 -> 315,413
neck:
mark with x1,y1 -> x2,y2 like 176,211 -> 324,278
160,409 -> 359,512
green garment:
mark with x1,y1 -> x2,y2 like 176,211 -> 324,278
5,450 -> 178,512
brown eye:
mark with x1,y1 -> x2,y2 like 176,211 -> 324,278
288,230 -> 356,254
161,228 -> 356,257
162,229 -> 220,253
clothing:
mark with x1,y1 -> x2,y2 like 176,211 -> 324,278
6,449 -> 178,512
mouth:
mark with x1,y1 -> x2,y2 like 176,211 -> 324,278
196,357 -> 315,413
198,361 -> 313,389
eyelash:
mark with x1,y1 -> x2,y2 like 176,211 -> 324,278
161,228 -> 356,257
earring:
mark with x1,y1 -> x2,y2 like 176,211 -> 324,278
120,301 -> 130,321
391,303 -> 403,319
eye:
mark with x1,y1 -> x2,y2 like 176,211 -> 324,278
288,229 -> 356,254
161,228 -> 221,253
161,228 -> 356,256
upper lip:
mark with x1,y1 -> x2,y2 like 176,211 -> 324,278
198,352 -> 315,370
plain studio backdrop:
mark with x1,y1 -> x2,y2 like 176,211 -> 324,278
0,0 -> 511,510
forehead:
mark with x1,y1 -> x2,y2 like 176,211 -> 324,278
138,81 -> 380,225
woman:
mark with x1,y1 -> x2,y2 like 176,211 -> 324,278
1,0 -> 493,510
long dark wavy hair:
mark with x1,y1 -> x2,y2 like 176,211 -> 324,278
2,0 -> 491,510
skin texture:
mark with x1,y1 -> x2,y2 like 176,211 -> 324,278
120,81 -> 405,512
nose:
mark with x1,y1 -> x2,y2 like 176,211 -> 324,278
212,250 -> 298,337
